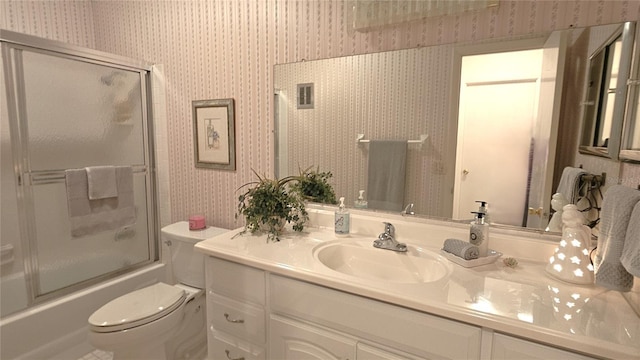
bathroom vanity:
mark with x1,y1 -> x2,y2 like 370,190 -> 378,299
195,206 -> 640,360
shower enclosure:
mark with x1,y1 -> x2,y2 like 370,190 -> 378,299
1,30 -> 158,317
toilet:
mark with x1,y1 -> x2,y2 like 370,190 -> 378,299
88,222 -> 228,360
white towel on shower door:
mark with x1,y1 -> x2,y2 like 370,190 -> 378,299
86,166 -> 118,200
366,140 -> 407,212
65,166 -> 136,237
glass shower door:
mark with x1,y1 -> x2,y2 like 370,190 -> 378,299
4,43 -> 156,302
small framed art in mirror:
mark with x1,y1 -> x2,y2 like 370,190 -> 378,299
192,98 -> 236,170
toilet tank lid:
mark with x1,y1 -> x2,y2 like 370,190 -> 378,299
161,221 -> 229,241
88,283 -> 185,332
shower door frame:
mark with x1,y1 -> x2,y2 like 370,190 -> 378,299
1,29 -> 160,307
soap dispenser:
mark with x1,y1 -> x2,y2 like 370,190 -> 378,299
469,211 -> 489,257
354,190 -> 368,209
335,197 -> 350,236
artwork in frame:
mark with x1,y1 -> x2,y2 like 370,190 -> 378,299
193,98 -> 236,170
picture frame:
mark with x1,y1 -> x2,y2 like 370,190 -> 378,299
192,98 -> 236,170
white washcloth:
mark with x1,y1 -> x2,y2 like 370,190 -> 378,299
594,185 -> 640,292
621,201 -> 640,277
556,167 -> 586,204
65,166 -> 136,237
86,166 -> 118,200
367,140 -> 407,212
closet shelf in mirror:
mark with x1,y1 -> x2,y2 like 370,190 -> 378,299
356,133 -> 429,149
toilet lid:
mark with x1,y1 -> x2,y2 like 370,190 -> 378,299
88,282 -> 186,333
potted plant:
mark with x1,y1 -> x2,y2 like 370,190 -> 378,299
293,166 -> 338,205
236,170 -> 309,242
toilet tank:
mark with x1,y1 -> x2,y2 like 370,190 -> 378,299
161,222 -> 229,288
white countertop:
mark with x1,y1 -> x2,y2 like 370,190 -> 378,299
195,207 -> 640,360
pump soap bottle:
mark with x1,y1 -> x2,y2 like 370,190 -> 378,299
335,197 -> 350,236
475,201 -> 490,224
354,190 -> 368,209
469,211 -> 489,257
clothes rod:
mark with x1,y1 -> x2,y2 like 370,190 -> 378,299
356,133 -> 429,146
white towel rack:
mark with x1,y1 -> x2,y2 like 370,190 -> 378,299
23,165 -> 148,186
356,133 -> 429,148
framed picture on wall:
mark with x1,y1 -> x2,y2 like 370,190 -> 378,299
192,98 -> 236,170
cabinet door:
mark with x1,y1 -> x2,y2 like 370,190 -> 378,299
357,343 -> 423,360
270,315 -> 356,360
492,334 -> 597,360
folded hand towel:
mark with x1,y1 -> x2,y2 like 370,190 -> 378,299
443,238 -> 479,260
621,201 -> 640,277
556,167 -> 586,204
65,166 -> 136,237
594,185 -> 640,292
86,166 -> 118,200
367,140 -> 407,212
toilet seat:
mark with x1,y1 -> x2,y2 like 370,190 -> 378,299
89,282 -> 186,333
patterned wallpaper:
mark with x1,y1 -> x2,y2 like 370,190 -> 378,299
2,0 -> 640,229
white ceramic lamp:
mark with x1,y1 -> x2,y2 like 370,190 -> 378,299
545,204 -> 594,285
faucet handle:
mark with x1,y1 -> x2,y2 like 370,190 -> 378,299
383,222 -> 395,236
402,203 -> 415,216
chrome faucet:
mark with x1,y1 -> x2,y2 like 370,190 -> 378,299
373,222 -> 407,252
401,203 -> 415,216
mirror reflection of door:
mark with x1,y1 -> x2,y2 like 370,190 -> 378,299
454,37 -> 566,228
454,50 -> 541,227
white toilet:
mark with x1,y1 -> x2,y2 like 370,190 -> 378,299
88,222 -> 227,360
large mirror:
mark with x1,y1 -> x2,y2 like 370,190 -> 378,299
274,22 -> 634,231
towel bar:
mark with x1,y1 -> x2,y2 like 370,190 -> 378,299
23,165 -> 147,186
356,133 -> 429,147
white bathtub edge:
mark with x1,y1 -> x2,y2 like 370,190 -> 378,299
0,263 -> 166,360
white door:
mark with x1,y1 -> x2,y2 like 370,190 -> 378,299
454,50 -> 543,227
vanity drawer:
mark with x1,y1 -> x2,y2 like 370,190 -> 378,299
208,292 -> 266,344
206,256 -> 265,305
208,328 -> 265,360
270,275 -> 482,360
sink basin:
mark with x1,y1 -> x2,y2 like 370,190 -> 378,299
313,240 -> 451,284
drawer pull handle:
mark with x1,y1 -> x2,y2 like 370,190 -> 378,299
224,313 -> 245,323
225,350 -> 245,360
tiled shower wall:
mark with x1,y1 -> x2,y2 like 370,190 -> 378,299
2,0 -> 639,229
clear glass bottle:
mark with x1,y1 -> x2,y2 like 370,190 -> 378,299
354,190 -> 368,209
335,197 -> 350,235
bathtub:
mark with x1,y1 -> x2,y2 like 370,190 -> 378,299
0,272 -> 28,318
0,263 -> 166,359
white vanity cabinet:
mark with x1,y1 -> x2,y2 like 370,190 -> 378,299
269,275 -> 482,360
204,256 -> 601,360
205,257 -> 267,360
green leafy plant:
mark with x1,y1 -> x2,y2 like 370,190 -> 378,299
236,170 -> 309,242
293,166 -> 338,205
